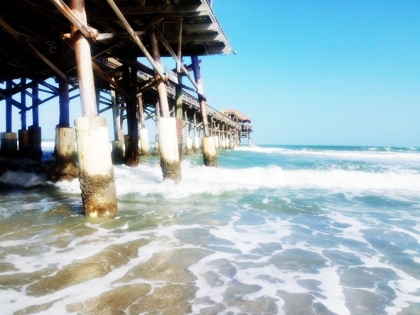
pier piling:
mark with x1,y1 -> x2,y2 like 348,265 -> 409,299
138,94 -> 150,157
191,57 -> 217,167
150,28 -> 181,182
111,89 -> 124,164
71,0 -> 117,216
0,0 -> 253,217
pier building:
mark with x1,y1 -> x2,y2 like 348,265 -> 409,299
0,0 -> 252,216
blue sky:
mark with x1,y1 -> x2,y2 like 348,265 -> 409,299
201,0 -> 420,146
2,0 -> 420,147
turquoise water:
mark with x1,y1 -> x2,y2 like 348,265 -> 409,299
1,144 -> 420,314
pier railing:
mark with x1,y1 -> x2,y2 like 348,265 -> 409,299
136,68 -> 241,130
103,57 -> 242,130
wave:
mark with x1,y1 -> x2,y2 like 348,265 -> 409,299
53,161 -> 420,198
0,171 -> 47,187
235,146 -> 420,161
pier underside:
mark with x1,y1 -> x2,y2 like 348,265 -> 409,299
0,0 -> 253,216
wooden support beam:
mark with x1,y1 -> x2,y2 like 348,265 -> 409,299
119,4 -> 208,15
105,0 -> 167,83
38,80 -> 59,94
0,18 -> 69,84
32,84 -> 39,127
21,78 -> 27,130
163,33 -> 224,44
149,29 -> 170,117
191,56 -> 210,137
58,40 -> 70,127
6,81 -> 12,132
177,19 -> 183,73
50,0 -> 99,41
0,90 -> 22,109
155,30 -> 204,99
92,62 -> 130,99
181,84 -> 198,94
138,94 -> 145,129
136,77 -> 157,95
180,23 -> 219,32
95,31 -> 145,41
70,0 -> 97,117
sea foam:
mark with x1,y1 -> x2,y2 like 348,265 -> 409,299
235,145 -> 420,161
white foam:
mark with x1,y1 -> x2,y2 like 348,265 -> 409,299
52,161 -> 420,199
235,146 -> 420,161
0,170 -> 46,187
41,140 -> 55,150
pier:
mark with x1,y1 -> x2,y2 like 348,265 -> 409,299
0,0 -> 252,216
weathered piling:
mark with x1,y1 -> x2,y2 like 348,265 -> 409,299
111,89 -> 124,164
0,133 -> 17,158
193,113 -> 201,154
47,127 -> 78,182
150,28 -> 181,181
176,76 -> 183,159
185,112 -> 193,155
123,65 -> 139,166
138,94 -> 150,157
191,56 -> 217,167
48,23 -> 77,181
153,101 -> 160,156
18,78 -> 29,158
1,81 -> 17,158
71,0 -> 117,216
28,84 -> 42,160
229,126 -> 234,150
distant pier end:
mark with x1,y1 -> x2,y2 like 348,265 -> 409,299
221,109 -> 253,147
0,0 -> 251,216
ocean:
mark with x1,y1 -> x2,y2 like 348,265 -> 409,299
1,143 -> 420,315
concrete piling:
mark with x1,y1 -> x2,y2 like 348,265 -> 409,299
18,129 -> 29,158
47,127 -> 78,182
158,117 -> 181,181
111,140 -> 124,165
0,132 -> 18,158
139,128 -> 150,156
202,136 -> 217,167
111,89 -> 124,164
28,126 -> 42,160
28,83 -> 42,160
191,56 -> 217,166
153,121 -> 160,156
75,117 -> 117,217
150,28 -> 181,181
137,95 -> 150,157
70,0 -> 117,216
